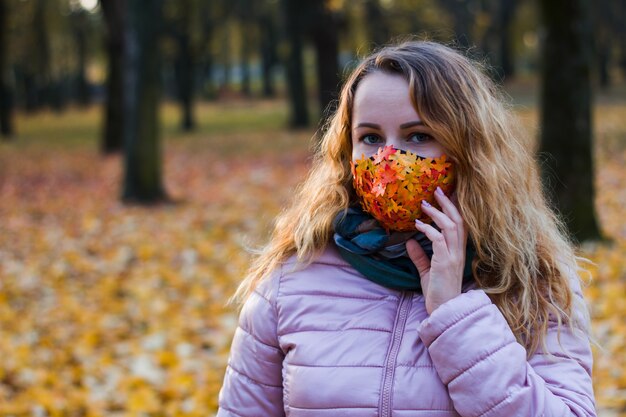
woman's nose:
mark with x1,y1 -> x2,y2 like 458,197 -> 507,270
386,137 -> 404,150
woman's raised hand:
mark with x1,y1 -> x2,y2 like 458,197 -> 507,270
406,187 -> 468,315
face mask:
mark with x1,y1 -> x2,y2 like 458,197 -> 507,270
351,145 -> 455,232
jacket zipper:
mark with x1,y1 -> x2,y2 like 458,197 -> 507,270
379,291 -> 412,417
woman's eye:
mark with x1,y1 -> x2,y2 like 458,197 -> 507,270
408,132 -> 432,143
361,134 -> 382,145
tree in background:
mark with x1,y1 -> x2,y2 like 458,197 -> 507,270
164,0 -> 202,131
216,2 -> 234,94
175,0 -> 197,129
594,2 -> 611,89
32,0 -> 52,110
31,0 -> 72,111
100,0 -> 125,153
236,0 -> 255,97
476,0 -> 519,82
3,0 -> 89,113
591,0 -> 626,89
0,0 -> 14,139
197,0 -> 217,100
364,0 -> 389,48
122,0 -> 167,203
68,7 -> 92,106
309,0 -> 342,123
279,0 -> 343,128
497,0 -> 517,80
619,0 -> 626,78
259,1 -> 279,98
280,0 -> 309,128
438,0 -> 475,48
538,0 -> 600,241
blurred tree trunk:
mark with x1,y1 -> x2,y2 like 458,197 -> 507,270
596,41 -> 610,89
173,0 -> 195,131
281,0 -> 309,128
122,0 -> 167,203
174,32 -> 195,131
539,0 -> 600,242
620,1 -> 626,77
499,0 -> 516,80
240,23 -> 252,97
593,0 -> 615,89
16,66 -> 38,112
237,0 -> 254,97
0,0 -> 14,139
310,0 -> 340,122
198,1 -> 215,100
33,0 -> 51,110
71,9 -> 91,106
101,0 -> 125,153
219,24 -> 232,93
439,0 -> 473,48
76,31 -> 90,105
259,10 -> 277,98
364,0 -> 388,47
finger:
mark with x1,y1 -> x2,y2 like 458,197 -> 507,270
448,192 -> 468,242
434,187 -> 463,224
406,238 -> 430,277
434,187 -> 466,246
421,200 -> 458,251
414,218 -> 450,257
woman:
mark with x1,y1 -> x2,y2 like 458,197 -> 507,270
217,41 -> 596,416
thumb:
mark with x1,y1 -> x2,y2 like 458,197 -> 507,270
406,239 -> 430,277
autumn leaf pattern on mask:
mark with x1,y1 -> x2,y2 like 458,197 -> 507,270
352,146 -> 455,232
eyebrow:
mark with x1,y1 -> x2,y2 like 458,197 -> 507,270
354,122 -> 380,129
400,120 -> 424,129
354,121 -> 424,129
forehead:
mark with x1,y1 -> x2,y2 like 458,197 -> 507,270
351,72 -> 420,126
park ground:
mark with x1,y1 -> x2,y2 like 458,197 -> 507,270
0,86 -> 625,416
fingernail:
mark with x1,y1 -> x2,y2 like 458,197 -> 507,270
415,219 -> 424,227
421,200 -> 431,207
436,186 -> 444,196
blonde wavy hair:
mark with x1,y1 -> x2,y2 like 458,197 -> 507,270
233,40 -> 591,358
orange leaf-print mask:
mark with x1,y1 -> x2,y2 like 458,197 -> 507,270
351,146 -> 455,232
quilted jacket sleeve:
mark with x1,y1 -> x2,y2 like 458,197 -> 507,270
418,280 -> 596,417
217,269 -> 285,417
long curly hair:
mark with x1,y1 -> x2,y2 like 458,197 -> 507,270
232,40 -> 591,358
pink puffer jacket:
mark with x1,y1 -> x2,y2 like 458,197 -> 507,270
217,243 -> 596,416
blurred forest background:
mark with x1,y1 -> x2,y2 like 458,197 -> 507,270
0,0 -> 625,416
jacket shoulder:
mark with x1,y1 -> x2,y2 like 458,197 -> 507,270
277,242 -> 400,300
281,242 -> 351,269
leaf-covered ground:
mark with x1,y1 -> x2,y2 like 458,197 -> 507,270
0,98 -> 624,416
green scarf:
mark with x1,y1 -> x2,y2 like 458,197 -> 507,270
333,207 -> 475,292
